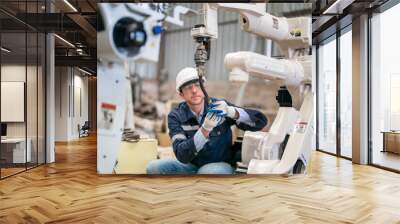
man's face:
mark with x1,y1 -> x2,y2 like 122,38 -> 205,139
179,81 -> 205,106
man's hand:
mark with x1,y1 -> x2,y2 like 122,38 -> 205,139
208,100 -> 238,119
201,112 -> 222,135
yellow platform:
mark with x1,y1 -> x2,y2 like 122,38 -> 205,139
114,139 -> 158,174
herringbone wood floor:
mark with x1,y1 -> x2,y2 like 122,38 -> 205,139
1,135 -> 400,224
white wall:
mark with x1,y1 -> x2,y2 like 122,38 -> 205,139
1,64 -> 46,164
55,67 -> 69,141
1,65 -> 30,137
54,67 -> 89,141
72,73 -> 89,138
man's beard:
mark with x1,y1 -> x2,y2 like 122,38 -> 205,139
188,96 -> 204,106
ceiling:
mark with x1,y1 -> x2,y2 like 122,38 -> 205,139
1,0 -> 396,74
0,0 -> 97,74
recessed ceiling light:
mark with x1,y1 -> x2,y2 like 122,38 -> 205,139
322,0 -> 354,15
78,67 -> 92,76
1,47 -> 11,53
63,0 -> 78,12
54,34 -> 75,48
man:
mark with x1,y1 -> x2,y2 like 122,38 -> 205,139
147,67 -> 267,174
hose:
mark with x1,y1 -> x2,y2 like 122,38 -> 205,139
197,67 -> 209,107
194,37 -> 211,107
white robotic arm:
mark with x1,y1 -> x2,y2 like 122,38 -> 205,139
224,51 -> 305,85
191,3 -> 311,57
191,3 -> 314,175
223,50 -> 314,175
224,51 -> 311,111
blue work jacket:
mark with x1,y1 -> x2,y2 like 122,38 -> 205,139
168,98 -> 268,167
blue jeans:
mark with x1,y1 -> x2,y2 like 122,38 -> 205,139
146,159 -> 234,175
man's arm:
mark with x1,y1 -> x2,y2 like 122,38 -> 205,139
168,113 -> 209,164
226,101 -> 268,132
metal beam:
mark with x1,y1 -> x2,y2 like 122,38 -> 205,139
313,14 -> 352,44
55,55 -> 96,72
7,13 -> 83,32
66,13 -> 96,46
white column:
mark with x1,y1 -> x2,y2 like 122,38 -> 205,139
45,0 -> 56,163
46,32 -> 55,163
352,14 -> 369,164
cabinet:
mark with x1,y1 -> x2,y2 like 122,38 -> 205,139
382,131 -> 400,154
1,138 -> 32,165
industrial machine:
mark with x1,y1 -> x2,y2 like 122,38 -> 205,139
97,3 -> 313,175
97,3 -> 192,174
190,3 -> 313,174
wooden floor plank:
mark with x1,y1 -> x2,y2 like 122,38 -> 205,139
0,135 -> 400,223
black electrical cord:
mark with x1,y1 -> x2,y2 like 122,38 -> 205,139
198,74 -> 209,107
194,35 -> 211,109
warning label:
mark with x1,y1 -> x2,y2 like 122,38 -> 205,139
295,121 -> 308,133
99,102 -> 116,131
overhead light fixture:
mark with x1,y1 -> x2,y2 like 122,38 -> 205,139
76,48 -> 87,56
78,67 -> 93,76
323,0 -> 341,14
63,0 -> 78,12
1,47 -> 11,53
323,0 -> 354,15
54,34 -> 75,48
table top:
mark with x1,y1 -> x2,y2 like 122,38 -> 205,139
381,131 -> 400,134
1,138 -> 30,143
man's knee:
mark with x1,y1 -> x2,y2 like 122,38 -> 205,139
146,160 -> 165,174
146,159 -> 196,174
197,162 -> 233,174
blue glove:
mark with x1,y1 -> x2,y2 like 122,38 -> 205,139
202,112 -> 223,132
208,100 -> 236,118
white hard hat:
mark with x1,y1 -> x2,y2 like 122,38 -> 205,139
175,67 -> 205,92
